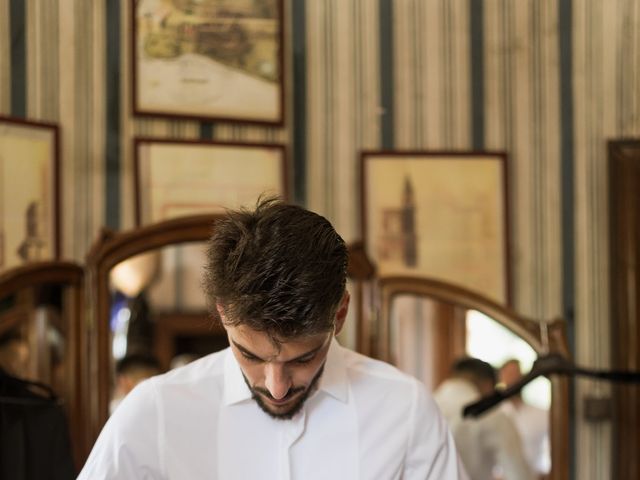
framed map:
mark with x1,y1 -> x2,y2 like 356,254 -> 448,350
360,151 -> 511,303
0,116 -> 60,272
132,0 -> 284,124
134,138 -> 288,225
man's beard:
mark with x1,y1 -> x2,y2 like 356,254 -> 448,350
242,364 -> 325,420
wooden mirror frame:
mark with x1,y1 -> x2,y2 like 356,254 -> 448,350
84,214 -> 222,447
85,214 -> 375,448
376,275 -> 570,480
0,261 -> 86,467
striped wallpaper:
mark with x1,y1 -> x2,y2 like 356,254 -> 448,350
0,2 -> 10,113
573,1 -> 640,478
2,1 -> 640,478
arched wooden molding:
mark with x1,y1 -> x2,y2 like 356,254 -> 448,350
0,261 -> 86,467
347,241 -> 376,280
346,241 -> 376,355
84,214 -> 223,447
376,274 -> 570,480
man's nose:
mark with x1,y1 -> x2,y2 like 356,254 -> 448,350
264,363 -> 292,400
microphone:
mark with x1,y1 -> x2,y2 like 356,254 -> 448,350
463,353 -> 640,418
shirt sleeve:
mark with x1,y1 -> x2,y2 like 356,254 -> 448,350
403,380 -> 469,480
77,379 -> 164,480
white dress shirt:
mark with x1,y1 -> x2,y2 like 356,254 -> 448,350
434,378 -> 535,480
501,401 -> 551,474
79,339 -> 467,479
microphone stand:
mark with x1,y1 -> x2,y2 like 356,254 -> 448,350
463,353 -> 640,418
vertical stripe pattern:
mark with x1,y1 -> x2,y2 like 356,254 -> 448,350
9,0 -> 26,117
0,0 -> 10,114
395,0 -> 471,150
106,0 -> 120,230
558,1 -> 576,473
482,0 -> 562,320
572,0 -> 640,477
306,0 -> 380,241
379,0 -> 394,149
292,0 -> 307,204
470,0 -> 485,150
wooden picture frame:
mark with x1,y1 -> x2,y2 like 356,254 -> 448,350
131,0 -> 285,125
0,116 -> 60,272
134,138 -> 288,225
360,151 -> 511,304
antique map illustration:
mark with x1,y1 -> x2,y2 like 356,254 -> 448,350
136,0 -> 280,121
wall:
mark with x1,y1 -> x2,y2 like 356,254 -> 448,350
2,1 -> 640,478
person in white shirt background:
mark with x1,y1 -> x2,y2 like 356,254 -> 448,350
434,357 -> 535,480
108,353 -> 162,414
78,198 -> 468,480
499,359 -> 551,479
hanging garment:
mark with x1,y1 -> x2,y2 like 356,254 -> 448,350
0,370 -> 75,480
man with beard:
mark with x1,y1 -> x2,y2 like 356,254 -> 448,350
79,198 -> 467,479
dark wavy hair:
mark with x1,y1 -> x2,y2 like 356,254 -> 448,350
451,357 -> 497,384
203,198 -> 348,341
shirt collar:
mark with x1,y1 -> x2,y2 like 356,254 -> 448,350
317,338 -> 349,403
223,338 -> 349,406
223,348 -> 253,406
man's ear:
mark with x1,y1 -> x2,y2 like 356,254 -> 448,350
333,292 -> 350,336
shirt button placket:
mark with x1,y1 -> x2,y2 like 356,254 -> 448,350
283,410 -> 306,480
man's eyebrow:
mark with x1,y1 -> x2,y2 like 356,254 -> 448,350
288,344 -> 324,362
231,340 -> 264,360
231,339 -> 325,362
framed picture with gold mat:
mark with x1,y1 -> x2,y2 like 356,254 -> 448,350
0,116 -> 60,272
134,137 -> 288,226
360,150 -> 510,304
131,0 -> 284,125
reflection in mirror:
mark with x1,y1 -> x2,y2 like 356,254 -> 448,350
389,294 -> 466,390
0,262 -> 84,471
107,242 -> 227,413
0,285 -> 67,391
388,293 -> 551,477
337,279 -> 358,350
467,310 -> 551,476
467,310 -> 551,410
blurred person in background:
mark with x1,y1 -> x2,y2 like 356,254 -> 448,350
434,357 -> 535,480
109,353 -> 161,414
0,330 -> 30,378
499,359 -> 550,479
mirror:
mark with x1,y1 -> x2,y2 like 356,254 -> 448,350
377,275 -> 570,480
343,241 -> 376,355
0,261 -> 86,467
85,214 -> 223,445
107,242 -> 227,413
